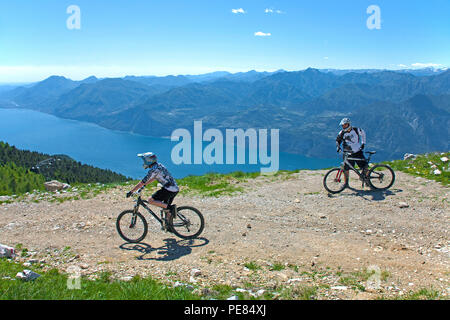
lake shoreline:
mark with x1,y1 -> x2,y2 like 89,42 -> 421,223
0,108 -> 339,179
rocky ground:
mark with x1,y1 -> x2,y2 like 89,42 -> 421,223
1,170 -> 449,299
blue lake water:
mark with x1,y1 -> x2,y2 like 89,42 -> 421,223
0,108 -> 339,179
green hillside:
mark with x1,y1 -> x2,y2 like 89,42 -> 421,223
0,162 -> 45,196
0,141 -> 131,196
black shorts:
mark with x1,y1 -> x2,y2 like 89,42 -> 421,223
151,188 -> 178,205
344,150 -> 368,171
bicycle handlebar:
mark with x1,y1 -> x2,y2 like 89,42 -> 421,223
340,150 -> 375,156
130,187 -> 145,197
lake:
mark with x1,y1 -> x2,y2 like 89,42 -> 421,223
0,108 -> 339,179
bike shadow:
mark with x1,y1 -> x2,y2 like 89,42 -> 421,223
119,237 -> 209,261
328,187 -> 403,201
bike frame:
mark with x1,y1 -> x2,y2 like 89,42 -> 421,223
336,152 -> 374,183
133,195 -> 165,227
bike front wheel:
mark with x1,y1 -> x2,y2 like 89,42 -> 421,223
168,206 -> 204,239
367,164 -> 395,190
116,210 -> 148,243
323,168 -> 347,194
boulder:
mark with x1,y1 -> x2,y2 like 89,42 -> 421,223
398,202 -> 409,208
44,180 -> 70,192
0,244 -> 16,258
331,286 -> 348,291
403,153 -> 416,161
16,270 -> 41,281
190,268 -> 201,277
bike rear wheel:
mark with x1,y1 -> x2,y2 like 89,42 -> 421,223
116,210 -> 148,243
368,164 -> 395,190
168,206 -> 204,239
323,168 -> 347,194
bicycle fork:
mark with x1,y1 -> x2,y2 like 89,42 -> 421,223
335,168 -> 348,184
130,202 -> 139,228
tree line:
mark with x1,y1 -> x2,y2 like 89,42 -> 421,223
0,162 -> 45,196
0,141 -> 131,195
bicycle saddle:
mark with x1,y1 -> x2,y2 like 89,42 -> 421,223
365,151 -> 376,155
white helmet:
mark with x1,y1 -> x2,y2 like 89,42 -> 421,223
339,118 -> 351,127
339,118 -> 352,132
137,152 -> 157,169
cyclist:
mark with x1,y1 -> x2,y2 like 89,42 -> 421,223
335,118 -> 368,181
126,152 -> 179,221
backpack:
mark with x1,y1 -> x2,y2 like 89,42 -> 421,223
352,127 -> 361,143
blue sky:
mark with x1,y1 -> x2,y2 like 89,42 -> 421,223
0,0 -> 449,82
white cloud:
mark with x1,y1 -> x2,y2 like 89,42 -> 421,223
254,31 -> 271,37
411,62 -> 443,69
265,8 -> 284,14
395,62 -> 447,70
231,8 -> 246,14
324,57 -> 329,60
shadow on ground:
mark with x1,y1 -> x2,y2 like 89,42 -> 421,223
119,237 -> 209,261
327,188 -> 403,201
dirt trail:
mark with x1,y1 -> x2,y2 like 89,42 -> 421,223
1,170 -> 449,299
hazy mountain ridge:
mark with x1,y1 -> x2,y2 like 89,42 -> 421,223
1,69 -> 449,160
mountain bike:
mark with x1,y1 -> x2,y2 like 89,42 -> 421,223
323,150 -> 395,194
116,188 -> 205,242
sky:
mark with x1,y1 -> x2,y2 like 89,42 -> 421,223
0,0 -> 449,82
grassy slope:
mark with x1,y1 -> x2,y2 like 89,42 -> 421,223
0,258 -> 199,300
176,170 -> 299,197
1,257 -> 443,300
383,151 -> 449,186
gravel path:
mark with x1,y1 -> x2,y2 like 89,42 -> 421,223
1,170 -> 449,299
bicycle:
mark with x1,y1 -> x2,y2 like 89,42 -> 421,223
116,188 -> 205,242
323,150 -> 395,194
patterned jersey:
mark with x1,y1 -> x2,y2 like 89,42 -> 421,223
336,127 -> 366,154
141,163 -> 179,192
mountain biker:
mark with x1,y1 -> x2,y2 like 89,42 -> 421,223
335,118 -> 368,181
126,152 -> 179,220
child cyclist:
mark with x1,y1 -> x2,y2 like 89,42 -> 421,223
126,152 -> 179,221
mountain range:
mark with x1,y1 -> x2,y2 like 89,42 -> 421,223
0,68 -> 449,160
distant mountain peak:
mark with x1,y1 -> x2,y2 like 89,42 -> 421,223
304,67 -> 321,73
43,75 -> 70,82
82,76 -> 98,83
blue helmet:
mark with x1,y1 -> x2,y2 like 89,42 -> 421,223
137,152 -> 157,169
